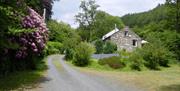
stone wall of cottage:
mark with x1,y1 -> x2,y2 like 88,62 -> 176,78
110,30 -> 142,52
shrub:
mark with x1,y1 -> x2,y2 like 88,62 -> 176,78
118,50 -> 131,62
7,7 -> 49,59
98,56 -> 125,69
128,50 -> 144,71
45,41 -> 63,55
0,7 -> 48,76
63,38 -> 80,60
73,42 -> 95,66
94,39 -> 104,54
103,41 -> 117,54
65,49 -> 75,60
141,37 -> 173,70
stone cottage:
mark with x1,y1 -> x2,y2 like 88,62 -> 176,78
102,26 -> 147,52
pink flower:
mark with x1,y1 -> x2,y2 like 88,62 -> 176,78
33,48 -> 38,52
16,7 -> 49,58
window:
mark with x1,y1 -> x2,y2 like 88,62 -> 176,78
124,31 -> 128,37
132,40 -> 137,47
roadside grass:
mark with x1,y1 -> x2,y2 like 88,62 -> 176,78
0,70 -> 45,91
52,59 -> 63,71
87,59 -> 115,71
0,58 -> 48,91
69,59 -> 180,91
65,59 -> 114,71
76,59 -> 147,72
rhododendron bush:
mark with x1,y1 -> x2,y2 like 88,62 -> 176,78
0,6 -> 49,76
14,7 -> 48,59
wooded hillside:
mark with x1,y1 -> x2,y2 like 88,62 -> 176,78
122,1 -> 180,62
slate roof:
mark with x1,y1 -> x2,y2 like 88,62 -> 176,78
102,27 -> 120,40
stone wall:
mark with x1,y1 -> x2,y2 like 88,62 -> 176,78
109,29 -> 142,52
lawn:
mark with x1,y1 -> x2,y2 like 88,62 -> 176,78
72,60 -> 180,91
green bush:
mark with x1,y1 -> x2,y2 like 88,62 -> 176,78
128,50 -> 144,71
73,42 -> 95,66
63,38 -> 80,60
141,38 -> 173,70
45,41 -> 63,55
94,39 -> 104,54
65,49 -> 75,60
98,56 -> 125,69
103,41 -> 117,54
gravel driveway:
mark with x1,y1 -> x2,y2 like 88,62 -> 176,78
33,55 -> 142,91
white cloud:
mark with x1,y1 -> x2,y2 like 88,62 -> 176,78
52,0 -> 80,28
52,0 -> 166,28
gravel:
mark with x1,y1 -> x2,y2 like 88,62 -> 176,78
33,55 -> 142,91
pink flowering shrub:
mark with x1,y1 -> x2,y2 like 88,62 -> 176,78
15,7 -> 48,58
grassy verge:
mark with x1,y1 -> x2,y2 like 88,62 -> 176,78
0,58 -> 47,91
52,59 -> 63,71
0,70 -> 45,90
69,59 -> 180,91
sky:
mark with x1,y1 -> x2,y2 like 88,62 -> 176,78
52,0 -> 166,28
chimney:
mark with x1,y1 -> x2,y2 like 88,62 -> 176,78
43,8 -> 46,21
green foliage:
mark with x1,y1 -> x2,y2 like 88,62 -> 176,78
0,0 -> 52,76
73,42 -> 95,66
0,6 -> 24,31
118,50 -> 131,65
65,49 -> 75,60
141,36 -> 173,70
98,56 -> 125,69
94,39 -> 104,54
48,20 -> 80,42
0,53 -> 46,76
93,11 -> 125,39
122,2 -> 180,65
133,26 -> 180,61
45,41 -> 63,55
94,40 -> 118,54
122,1 -> 180,32
75,0 -> 99,26
47,20 -> 81,60
25,0 -> 58,20
8,27 -> 36,36
75,0 -> 99,41
77,10 -> 125,41
0,70 -> 45,90
117,40 -> 173,71
165,0 -> 180,32
103,41 -> 117,54
158,31 -> 180,61
128,50 -> 144,71
76,1 -> 124,41
122,4 -> 167,28
63,38 -> 80,60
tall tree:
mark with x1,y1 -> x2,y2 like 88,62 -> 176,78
75,0 -> 99,42
25,0 -> 59,20
166,0 -> 180,32
93,11 -> 124,40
